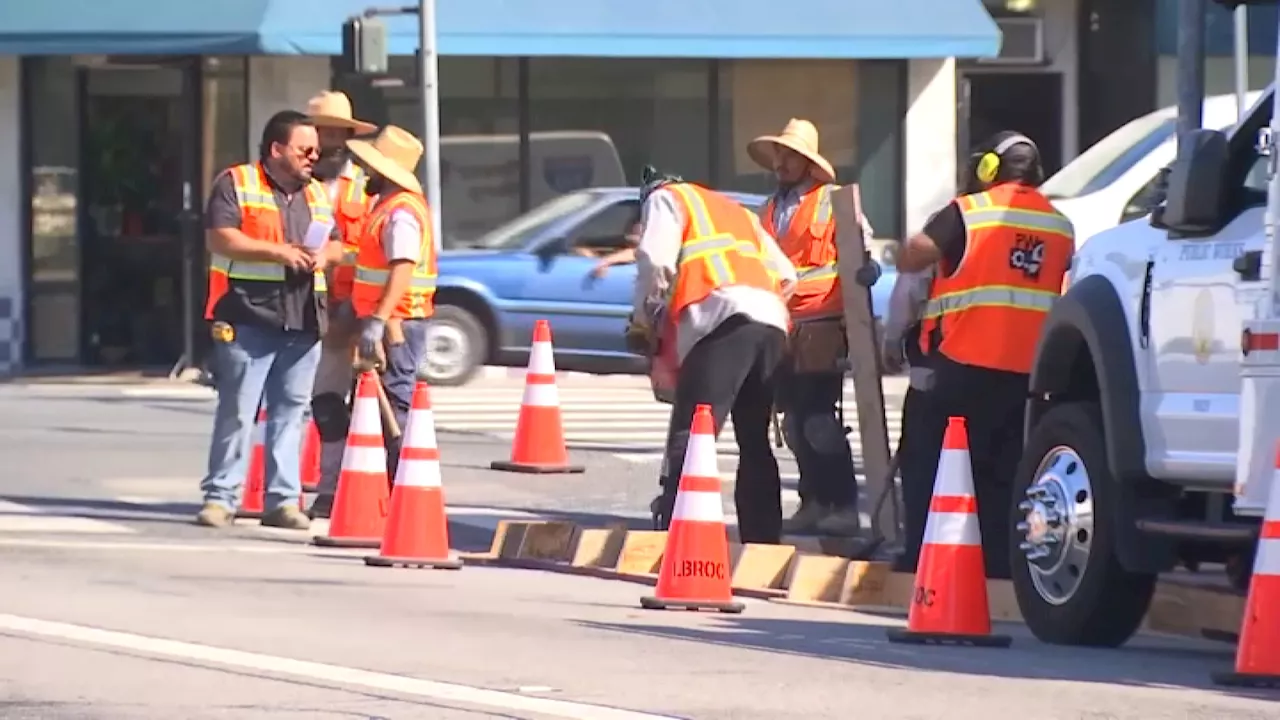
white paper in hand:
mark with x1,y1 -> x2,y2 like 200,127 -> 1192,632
302,220 -> 333,251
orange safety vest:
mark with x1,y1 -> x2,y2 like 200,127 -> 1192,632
349,190 -> 437,320
327,164 -> 372,303
666,183 -> 784,320
760,183 -> 840,320
203,163 -> 333,320
918,183 -> 1074,374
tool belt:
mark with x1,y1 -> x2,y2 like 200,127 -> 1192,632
787,316 -> 848,374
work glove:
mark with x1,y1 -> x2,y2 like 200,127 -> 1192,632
357,317 -> 387,365
625,314 -> 652,355
880,334 -> 906,375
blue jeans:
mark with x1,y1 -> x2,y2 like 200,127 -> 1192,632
201,324 -> 322,512
316,318 -> 429,496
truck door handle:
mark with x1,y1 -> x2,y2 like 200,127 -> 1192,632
1234,250 -> 1263,281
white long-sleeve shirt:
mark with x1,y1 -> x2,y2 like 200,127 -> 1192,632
632,187 -> 797,361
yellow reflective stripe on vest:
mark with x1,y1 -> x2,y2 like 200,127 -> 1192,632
225,164 -> 332,291
669,184 -> 775,287
796,261 -> 837,283
961,205 -> 1073,236
812,185 -> 833,225
923,285 -> 1058,319
352,266 -> 438,290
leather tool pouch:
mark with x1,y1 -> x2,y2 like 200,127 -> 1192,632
788,317 -> 848,374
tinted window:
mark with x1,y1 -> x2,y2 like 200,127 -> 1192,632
467,192 -> 598,250
1041,117 -> 1177,199
569,201 -> 641,250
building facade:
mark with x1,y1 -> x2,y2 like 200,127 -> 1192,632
0,0 -> 1003,374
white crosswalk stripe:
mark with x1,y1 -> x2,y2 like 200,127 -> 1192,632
0,500 -> 138,535
431,377 -> 906,466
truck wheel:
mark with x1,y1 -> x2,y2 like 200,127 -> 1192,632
421,305 -> 487,387
1010,401 -> 1157,647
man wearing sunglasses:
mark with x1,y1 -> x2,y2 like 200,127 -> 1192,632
196,110 -> 345,531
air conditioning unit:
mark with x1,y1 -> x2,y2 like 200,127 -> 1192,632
978,17 -> 1046,65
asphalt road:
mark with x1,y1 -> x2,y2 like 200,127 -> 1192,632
0,378 -> 1276,719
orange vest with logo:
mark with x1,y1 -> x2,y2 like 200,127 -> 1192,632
203,163 -> 332,320
919,183 -> 1074,374
760,183 -> 840,320
350,190 -> 437,320
327,165 -> 371,303
665,183 -> 783,320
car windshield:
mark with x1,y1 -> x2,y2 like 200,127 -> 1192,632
466,192 -> 601,249
1040,113 -> 1177,200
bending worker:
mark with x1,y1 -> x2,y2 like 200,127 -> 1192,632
346,125 -> 437,480
197,110 -> 343,530
749,119 -> 863,537
303,92 -> 378,519
628,165 -> 796,545
896,131 -> 1074,579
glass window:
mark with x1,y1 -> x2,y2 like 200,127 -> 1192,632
527,58 -> 711,191
334,57 -> 519,245
567,200 -> 640,251
1040,111 -> 1176,199
24,57 -> 81,363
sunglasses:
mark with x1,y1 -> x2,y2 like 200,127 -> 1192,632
276,142 -> 319,159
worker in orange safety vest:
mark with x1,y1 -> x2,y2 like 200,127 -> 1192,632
346,125 -> 438,484
302,92 -> 379,519
626,165 -> 797,544
750,119 -> 869,538
895,131 -> 1074,579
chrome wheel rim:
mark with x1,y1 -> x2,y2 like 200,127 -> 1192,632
1018,445 -> 1096,606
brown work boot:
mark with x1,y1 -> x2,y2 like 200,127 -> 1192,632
815,505 -> 862,537
195,502 -> 234,528
260,505 -> 311,530
782,502 -> 829,535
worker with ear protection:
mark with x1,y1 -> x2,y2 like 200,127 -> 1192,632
895,131 -> 1074,579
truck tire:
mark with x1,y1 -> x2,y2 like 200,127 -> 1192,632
1010,401 -> 1157,647
421,304 -> 487,387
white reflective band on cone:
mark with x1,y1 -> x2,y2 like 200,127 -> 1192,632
1256,537 -> 1280,575
395,458 -> 442,488
350,396 -> 383,436
932,448 -> 976,497
672,490 -> 724,523
403,409 -> 438,450
922,511 -> 981,547
341,445 -> 387,473
680,433 -> 720,478
528,340 -> 556,375
251,419 -> 265,444
521,382 -> 560,408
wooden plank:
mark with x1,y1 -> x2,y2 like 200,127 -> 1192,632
783,553 -> 850,604
614,530 -> 668,575
831,184 -> 896,545
837,561 -> 892,607
570,524 -> 629,568
730,543 -> 797,592
515,521 -> 579,562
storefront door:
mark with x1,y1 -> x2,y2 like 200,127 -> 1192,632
79,59 -> 201,368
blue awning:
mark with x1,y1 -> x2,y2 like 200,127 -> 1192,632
0,0 -> 1000,59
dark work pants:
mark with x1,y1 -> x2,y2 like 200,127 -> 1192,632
920,356 -> 1028,580
775,368 -> 857,509
897,384 -> 944,571
656,316 -> 787,545
315,318 -> 430,496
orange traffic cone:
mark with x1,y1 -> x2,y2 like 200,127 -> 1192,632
301,418 -> 321,492
366,381 -> 462,570
641,404 -> 743,613
236,409 -> 268,519
490,319 -> 584,474
313,372 -> 390,548
1212,442 -> 1280,688
887,416 -> 1011,647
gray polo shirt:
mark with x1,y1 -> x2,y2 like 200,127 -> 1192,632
205,162 -> 330,336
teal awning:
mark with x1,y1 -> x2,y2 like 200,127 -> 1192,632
0,0 -> 1001,59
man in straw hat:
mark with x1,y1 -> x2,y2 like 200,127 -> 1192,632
197,110 -> 346,530
628,165 -> 797,544
303,91 -> 380,519
749,118 -> 866,537
344,125 -> 438,481
894,130 -> 1074,578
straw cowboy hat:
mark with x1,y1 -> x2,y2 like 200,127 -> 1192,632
346,125 -> 424,194
747,118 -> 836,184
306,91 -> 378,134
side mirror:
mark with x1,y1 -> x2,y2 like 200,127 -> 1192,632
1160,129 -> 1230,236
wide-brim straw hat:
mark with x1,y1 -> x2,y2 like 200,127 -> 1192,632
307,91 -> 378,135
347,125 -> 424,194
747,118 -> 836,184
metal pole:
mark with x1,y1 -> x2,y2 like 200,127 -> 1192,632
1233,5 -> 1250,120
1175,0 -> 1207,151
419,0 -> 443,253
1265,6 -> 1280,317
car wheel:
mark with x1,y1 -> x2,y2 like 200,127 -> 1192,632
1010,400 -> 1157,647
421,305 -> 487,387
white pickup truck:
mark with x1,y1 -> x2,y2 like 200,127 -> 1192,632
1010,81 -> 1280,646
